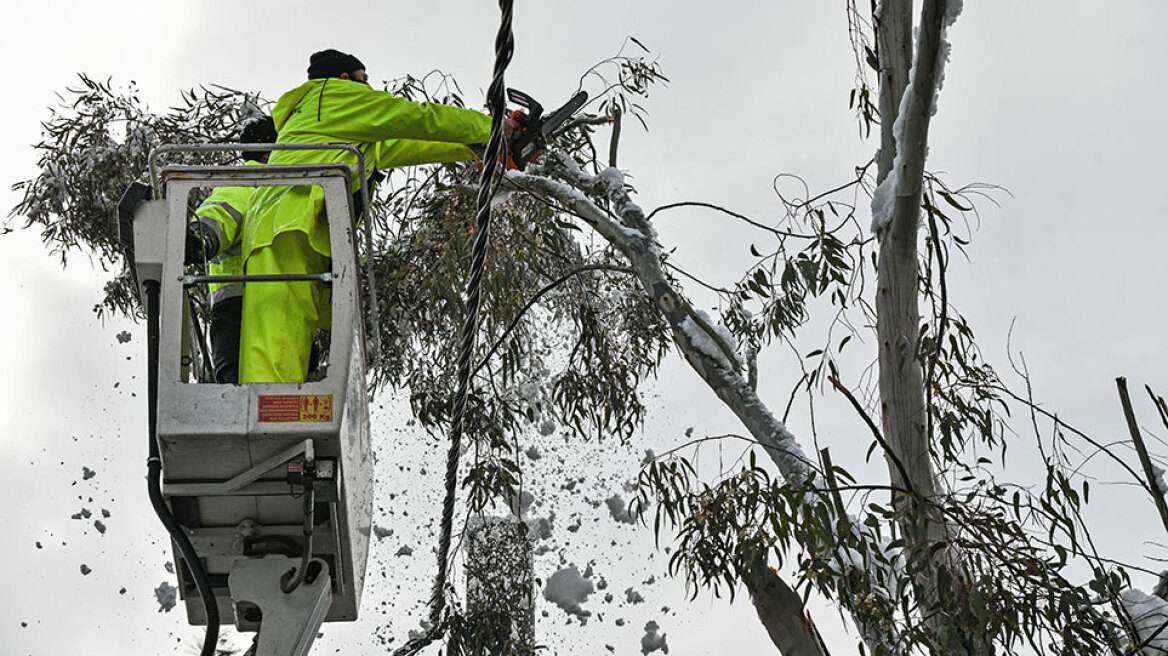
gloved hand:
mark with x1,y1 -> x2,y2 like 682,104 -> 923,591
184,222 -> 220,265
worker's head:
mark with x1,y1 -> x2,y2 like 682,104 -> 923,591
240,115 -> 277,163
307,49 -> 368,84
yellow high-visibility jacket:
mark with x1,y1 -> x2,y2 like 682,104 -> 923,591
188,160 -> 264,303
243,77 -> 492,262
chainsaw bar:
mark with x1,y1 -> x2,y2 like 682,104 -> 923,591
505,89 -> 589,170
538,90 -> 589,138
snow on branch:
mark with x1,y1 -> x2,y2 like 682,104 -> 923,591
508,154 -> 812,484
1119,589 -> 1168,653
870,0 -> 963,234
509,156 -> 906,654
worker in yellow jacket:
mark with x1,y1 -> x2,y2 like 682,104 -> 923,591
239,49 -> 511,383
185,115 -> 277,383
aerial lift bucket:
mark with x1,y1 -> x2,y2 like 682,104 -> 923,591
123,144 -> 379,655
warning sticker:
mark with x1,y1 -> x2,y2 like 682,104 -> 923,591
257,395 -> 334,423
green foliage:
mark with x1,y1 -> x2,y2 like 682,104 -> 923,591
633,441 -> 1128,654
625,128 -> 1139,651
630,452 -> 902,648
346,61 -> 674,526
846,0 -> 880,137
919,175 -> 1014,460
584,37 -> 670,133
8,74 -> 267,318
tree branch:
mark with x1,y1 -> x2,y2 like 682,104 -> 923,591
828,374 -> 917,498
512,157 -> 815,480
1117,377 -> 1168,540
608,106 -> 621,168
646,200 -> 814,239
744,560 -> 832,656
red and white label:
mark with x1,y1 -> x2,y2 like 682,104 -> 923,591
257,395 -> 334,423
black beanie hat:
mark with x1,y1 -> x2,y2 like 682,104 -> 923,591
240,115 -> 277,162
307,49 -> 366,80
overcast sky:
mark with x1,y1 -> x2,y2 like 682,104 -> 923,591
3,1 -> 1168,654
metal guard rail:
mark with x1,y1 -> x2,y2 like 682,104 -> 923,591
149,142 -> 382,367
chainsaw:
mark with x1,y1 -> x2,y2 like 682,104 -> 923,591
503,88 -> 589,171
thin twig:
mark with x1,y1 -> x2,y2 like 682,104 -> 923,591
1147,385 -> 1168,434
828,374 -> 917,497
645,200 -> 815,238
787,159 -> 873,211
1117,377 -> 1168,539
608,106 -> 621,168
820,447 -> 849,519
993,384 -> 1150,491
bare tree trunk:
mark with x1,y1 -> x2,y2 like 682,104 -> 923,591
875,0 -> 913,183
872,1 -> 986,653
874,0 -> 948,546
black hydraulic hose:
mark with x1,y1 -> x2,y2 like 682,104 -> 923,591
144,280 -> 221,656
280,482 -> 316,593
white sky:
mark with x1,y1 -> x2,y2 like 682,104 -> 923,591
3,1 -> 1168,654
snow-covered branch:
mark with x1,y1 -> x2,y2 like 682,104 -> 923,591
510,155 -> 900,655
870,0 -> 963,236
510,155 -> 813,484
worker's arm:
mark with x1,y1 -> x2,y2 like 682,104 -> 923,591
324,82 -> 493,147
186,185 -> 253,263
368,139 -> 480,169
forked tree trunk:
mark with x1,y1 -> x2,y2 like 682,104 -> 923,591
873,1 -> 985,653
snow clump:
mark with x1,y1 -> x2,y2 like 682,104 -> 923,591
544,565 -> 594,618
641,621 -> 668,654
1153,464 -> 1167,496
870,0 -> 963,233
509,490 -> 535,517
605,494 -> 636,525
1119,589 -> 1168,651
155,581 -> 177,612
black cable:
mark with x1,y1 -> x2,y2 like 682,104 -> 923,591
144,280 -> 221,656
391,2 -> 514,654
281,481 -> 316,593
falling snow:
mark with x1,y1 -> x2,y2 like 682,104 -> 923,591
641,621 -> 668,654
544,565 -> 594,618
154,581 -> 177,613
